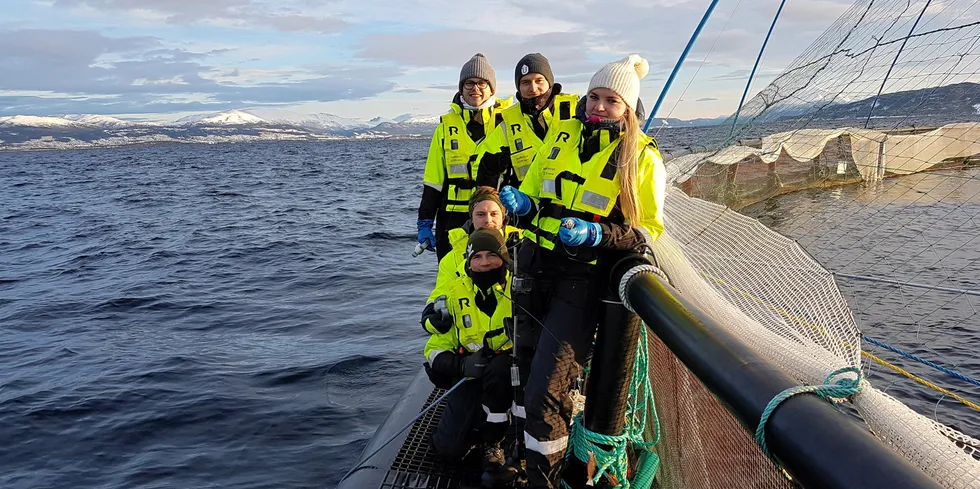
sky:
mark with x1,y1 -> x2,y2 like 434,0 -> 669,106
0,0 -> 856,122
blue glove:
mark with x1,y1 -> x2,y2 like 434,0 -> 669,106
417,219 -> 436,252
500,186 -> 531,216
559,218 -> 603,247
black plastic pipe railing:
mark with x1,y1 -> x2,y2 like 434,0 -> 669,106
616,260 -> 943,489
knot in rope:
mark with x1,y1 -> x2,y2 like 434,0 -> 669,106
754,366 -> 863,460
568,416 -> 632,487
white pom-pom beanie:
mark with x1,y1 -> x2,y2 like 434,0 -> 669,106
587,54 -> 650,110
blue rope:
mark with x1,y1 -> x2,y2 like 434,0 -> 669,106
643,0 -> 721,133
729,0 -> 787,139
754,367 -> 863,460
863,335 -> 980,389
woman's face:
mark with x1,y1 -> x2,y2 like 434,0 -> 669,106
585,87 -> 627,120
462,77 -> 491,107
471,200 -> 504,230
469,250 -> 503,272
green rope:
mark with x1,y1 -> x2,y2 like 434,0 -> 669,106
754,367 -> 863,460
566,326 -> 662,488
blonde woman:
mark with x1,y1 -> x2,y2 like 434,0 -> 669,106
499,54 -> 666,487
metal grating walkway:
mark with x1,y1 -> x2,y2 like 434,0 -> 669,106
381,387 -> 482,489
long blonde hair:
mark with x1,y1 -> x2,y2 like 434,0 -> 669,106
616,110 -> 642,225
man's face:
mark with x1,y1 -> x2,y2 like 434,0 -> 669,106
519,73 -> 550,101
472,200 -> 504,230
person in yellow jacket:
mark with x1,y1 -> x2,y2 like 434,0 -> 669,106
417,53 -> 513,261
498,55 -> 667,488
428,186 -> 522,299
420,228 -> 518,484
475,53 -> 579,193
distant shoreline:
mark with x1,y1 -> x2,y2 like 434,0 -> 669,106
0,133 -> 432,152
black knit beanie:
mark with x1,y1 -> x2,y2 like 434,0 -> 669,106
514,53 -> 555,90
466,228 -> 510,267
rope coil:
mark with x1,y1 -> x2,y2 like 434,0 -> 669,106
754,367 -> 864,460
566,326 -> 662,488
619,264 -> 668,314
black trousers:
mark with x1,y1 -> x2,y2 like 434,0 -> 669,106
520,249 -> 605,489
431,351 -> 514,460
434,211 -> 469,261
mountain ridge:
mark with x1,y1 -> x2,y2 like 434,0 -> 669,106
5,82 -> 977,150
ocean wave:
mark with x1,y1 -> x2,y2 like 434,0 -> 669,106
360,231 -> 413,241
2,139 -> 973,489
250,358 -> 371,388
89,296 -> 167,312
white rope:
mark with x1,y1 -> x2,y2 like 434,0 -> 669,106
619,264 -> 669,314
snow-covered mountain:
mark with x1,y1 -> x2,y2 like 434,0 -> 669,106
244,108 -> 372,131
0,115 -> 88,128
177,109 -> 267,126
1,109 -> 445,132
394,113 -> 442,124
0,108 -> 439,150
63,114 -> 153,128
368,116 -> 396,125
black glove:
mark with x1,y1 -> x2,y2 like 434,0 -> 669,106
424,361 -> 456,389
459,352 -> 490,378
482,148 -> 509,174
420,300 -> 453,334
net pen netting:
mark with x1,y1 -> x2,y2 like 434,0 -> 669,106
641,0 -> 980,487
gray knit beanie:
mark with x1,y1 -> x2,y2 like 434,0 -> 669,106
459,53 -> 496,94
588,54 -> 650,110
514,53 -> 554,90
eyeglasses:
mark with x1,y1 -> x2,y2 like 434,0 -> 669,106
463,80 -> 489,90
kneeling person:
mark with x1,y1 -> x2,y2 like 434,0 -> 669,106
429,186 -> 522,296
421,228 -> 517,480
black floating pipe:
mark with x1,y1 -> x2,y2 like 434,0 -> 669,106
563,288 -> 643,488
583,299 -> 641,435
620,267 -> 944,489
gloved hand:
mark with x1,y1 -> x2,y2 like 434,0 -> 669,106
416,219 -> 436,252
500,186 -> 531,216
420,296 -> 453,334
559,217 -> 603,247
459,351 -> 490,379
480,148 -> 509,174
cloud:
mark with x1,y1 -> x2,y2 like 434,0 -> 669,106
51,0 -> 348,33
425,84 -> 458,91
696,97 -> 718,102
0,28 -> 399,115
710,69 -> 753,81
776,0 -> 853,23
356,30 -> 608,86
263,14 -> 345,33
4,0 -> 884,119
